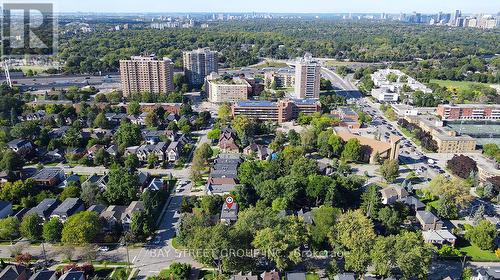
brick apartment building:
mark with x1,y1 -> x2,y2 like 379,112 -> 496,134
437,104 -> 500,121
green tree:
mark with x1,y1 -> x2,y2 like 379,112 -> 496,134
287,130 -> 301,146
43,217 -> 63,243
0,217 -> 20,240
20,214 -> 43,241
127,101 -> 141,115
253,217 -> 308,271
61,211 -> 102,245
300,128 -> 317,153
93,112 -> 109,128
380,159 -> 399,183
377,207 -> 401,234
465,220 -> 497,250
80,183 -> 99,207
360,184 -> 381,218
317,130 -> 333,158
115,121 -> 142,150
103,166 -> 139,205
218,104 -> 232,124
341,138 -> 361,162
0,150 -> 25,172
207,128 -> 221,142
328,134 -> 344,157
331,210 -> 375,274
130,211 -> 153,241
59,183 -> 81,201
125,154 -> 140,170
310,206 -> 340,250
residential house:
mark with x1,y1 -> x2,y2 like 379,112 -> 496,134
31,168 -> 65,187
279,209 -> 314,225
45,149 -> 65,163
59,269 -> 84,280
261,271 -> 280,280
137,171 -> 151,190
0,265 -> 30,280
88,204 -> 107,214
0,201 -> 13,218
106,145 -> 118,157
145,178 -> 164,192
25,110 -> 45,121
86,144 -> 105,159
205,177 -> 239,195
243,144 -> 269,160
286,272 -> 306,280
13,208 -> 31,220
230,274 -> 258,280
166,113 -> 178,123
7,139 -> 33,156
399,196 -> 425,211
220,202 -> 238,225
82,174 -> 108,190
58,174 -> 80,189
333,273 -> 356,280
100,205 -> 127,231
166,141 -> 181,162
219,127 -> 239,153
422,229 -> 457,246
50,198 -> 85,222
67,147 -> 86,159
27,198 -> 60,220
472,267 -> 500,280
28,270 -> 57,280
142,130 -> 166,145
380,185 -> 409,204
48,126 -> 71,139
135,142 -> 168,162
416,211 -> 443,230
122,201 -> 145,230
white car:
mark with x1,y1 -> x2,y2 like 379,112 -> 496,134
98,246 -> 109,252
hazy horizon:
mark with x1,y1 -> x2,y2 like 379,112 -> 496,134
48,0 -> 499,14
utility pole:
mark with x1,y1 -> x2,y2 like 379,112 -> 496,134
41,241 -> 48,267
125,235 -> 131,271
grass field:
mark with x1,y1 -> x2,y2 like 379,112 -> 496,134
250,61 -> 289,69
306,273 -> 321,280
459,245 -> 499,262
15,65 -> 52,75
429,79 -> 491,91
323,60 -> 357,67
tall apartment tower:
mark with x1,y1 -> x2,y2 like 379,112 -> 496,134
120,55 -> 174,97
294,53 -> 321,99
183,48 -> 218,86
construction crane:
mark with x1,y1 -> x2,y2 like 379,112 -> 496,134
2,60 -> 12,88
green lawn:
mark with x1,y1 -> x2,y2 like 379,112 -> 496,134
429,79 -> 491,91
323,60 -> 356,67
459,244 -> 499,262
15,65 -> 53,75
250,61 -> 289,69
306,273 -> 321,280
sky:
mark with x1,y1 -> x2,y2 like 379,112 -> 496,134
48,0 -> 498,14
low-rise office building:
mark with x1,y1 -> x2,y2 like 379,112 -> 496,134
404,115 -> 477,153
231,99 -> 321,123
437,104 -> 500,121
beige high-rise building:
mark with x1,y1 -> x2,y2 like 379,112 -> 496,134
294,53 -> 321,99
183,48 -> 218,86
119,56 -> 174,97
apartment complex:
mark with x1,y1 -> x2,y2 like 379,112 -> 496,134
437,104 -> 500,121
264,68 -> 295,88
405,115 -> 477,153
294,53 -> 321,99
119,56 -> 174,97
370,69 -> 432,102
183,48 -> 218,86
205,73 -> 251,103
231,99 -> 321,123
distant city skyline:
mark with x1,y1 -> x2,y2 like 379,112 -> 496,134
50,0 -> 499,14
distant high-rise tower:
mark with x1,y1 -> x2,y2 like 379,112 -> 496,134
183,48 -> 219,86
119,55 -> 174,97
294,53 -> 321,99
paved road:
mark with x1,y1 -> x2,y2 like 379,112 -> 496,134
321,67 -> 357,91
